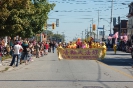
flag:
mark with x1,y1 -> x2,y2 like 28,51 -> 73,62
112,32 -> 118,38
107,36 -> 112,40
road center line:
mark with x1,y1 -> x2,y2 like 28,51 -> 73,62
96,60 -> 133,79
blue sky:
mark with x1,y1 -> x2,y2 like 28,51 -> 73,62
47,0 -> 132,42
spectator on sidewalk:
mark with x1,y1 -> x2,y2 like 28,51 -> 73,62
44,42 -> 49,55
35,42 -> 40,58
6,43 -> 10,55
21,41 -> 29,65
9,41 -> 23,67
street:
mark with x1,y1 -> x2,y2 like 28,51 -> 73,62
0,50 -> 133,88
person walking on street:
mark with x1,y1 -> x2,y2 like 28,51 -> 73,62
9,41 -> 23,67
51,41 -> 56,53
48,41 -> 52,52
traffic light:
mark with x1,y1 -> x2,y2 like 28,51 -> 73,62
92,24 -> 96,31
52,23 -> 56,29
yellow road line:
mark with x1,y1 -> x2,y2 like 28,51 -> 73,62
96,60 -> 133,79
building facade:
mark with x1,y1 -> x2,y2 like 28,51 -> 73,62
127,2 -> 133,40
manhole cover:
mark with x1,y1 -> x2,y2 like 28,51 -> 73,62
83,86 -> 103,88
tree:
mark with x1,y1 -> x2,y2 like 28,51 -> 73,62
52,34 -> 64,42
0,0 -> 55,38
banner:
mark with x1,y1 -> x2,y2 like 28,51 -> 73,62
57,48 -> 103,60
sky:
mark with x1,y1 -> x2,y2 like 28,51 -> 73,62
47,0 -> 132,42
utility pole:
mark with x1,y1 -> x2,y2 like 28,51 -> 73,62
85,29 -> 87,40
97,10 -> 99,40
110,0 -> 113,34
118,16 -> 121,39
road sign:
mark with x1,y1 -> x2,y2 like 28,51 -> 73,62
97,27 -> 103,29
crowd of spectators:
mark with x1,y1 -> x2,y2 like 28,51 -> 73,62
0,37 -> 57,67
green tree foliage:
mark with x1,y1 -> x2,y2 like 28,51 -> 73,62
0,0 -> 55,38
52,34 -> 64,42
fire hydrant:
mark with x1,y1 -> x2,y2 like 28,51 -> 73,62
113,44 -> 117,54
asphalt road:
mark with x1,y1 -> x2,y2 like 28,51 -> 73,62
0,50 -> 133,88
100,50 -> 133,77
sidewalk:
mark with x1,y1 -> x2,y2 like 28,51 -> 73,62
0,58 -> 12,72
0,56 -> 35,72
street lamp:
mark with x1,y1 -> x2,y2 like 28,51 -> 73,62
99,18 -> 110,35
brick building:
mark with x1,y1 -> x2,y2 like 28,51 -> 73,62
127,2 -> 133,40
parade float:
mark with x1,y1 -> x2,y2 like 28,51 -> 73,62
57,37 -> 105,60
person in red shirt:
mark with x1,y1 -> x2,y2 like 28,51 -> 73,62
44,42 -> 49,55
